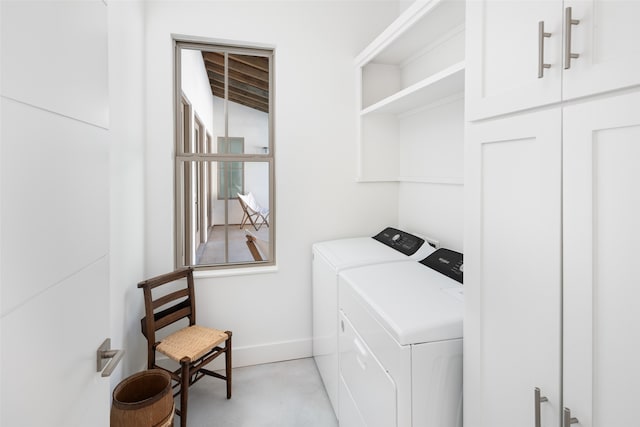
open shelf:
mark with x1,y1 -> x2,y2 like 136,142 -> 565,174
356,0 -> 465,68
356,0 -> 466,183
361,61 -> 464,116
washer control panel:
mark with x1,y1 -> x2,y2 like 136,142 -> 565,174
420,248 -> 464,284
372,227 -> 425,256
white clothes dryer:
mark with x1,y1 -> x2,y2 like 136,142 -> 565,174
312,228 -> 436,417
338,249 -> 464,427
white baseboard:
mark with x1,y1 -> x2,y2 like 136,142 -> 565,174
209,337 -> 313,370
152,337 -> 313,371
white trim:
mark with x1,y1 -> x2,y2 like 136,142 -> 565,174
207,338 -> 312,370
194,264 -> 279,278
355,0 -> 443,66
356,176 -> 463,185
397,176 -> 463,185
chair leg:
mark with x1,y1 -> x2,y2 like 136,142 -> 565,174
180,358 -> 190,427
226,331 -> 233,399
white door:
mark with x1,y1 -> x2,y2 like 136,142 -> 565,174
465,0 -> 563,121
563,90 -> 640,427
562,0 -> 640,100
1,1 -> 112,425
464,108 -> 562,427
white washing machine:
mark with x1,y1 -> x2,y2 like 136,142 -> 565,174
312,228 -> 436,417
338,249 -> 464,427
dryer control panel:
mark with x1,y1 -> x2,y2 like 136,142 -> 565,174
420,248 -> 463,284
372,227 -> 425,256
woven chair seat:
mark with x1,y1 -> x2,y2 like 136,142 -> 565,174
157,325 -> 229,362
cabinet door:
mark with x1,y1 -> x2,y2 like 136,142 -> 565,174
563,91 -> 640,427
562,0 -> 640,100
465,108 -> 562,427
466,0 -> 562,121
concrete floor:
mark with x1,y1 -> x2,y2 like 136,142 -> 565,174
175,358 -> 338,427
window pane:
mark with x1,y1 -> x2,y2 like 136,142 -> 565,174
176,40 -> 274,269
228,54 -> 270,155
217,137 -> 244,199
183,160 -> 270,266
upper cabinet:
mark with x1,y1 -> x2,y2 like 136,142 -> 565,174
465,1 -> 562,121
562,0 -> 640,100
356,0 -> 466,182
466,0 -> 640,122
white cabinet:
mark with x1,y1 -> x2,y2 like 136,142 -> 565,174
465,108 -> 562,427
563,91 -> 640,427
466,0 -> 640,121
465,3 -> 640,427
465,1 -> 562,120
466,92 -> 640,427
562,0 -> 640,101
356,0 -> 465,183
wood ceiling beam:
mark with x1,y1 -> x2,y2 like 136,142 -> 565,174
204,62 -> 269,92
207,71 -> 269,100
202,52 -> 269,83
211,88 -> 269,113
230,95 -> 268,113
210,81 -> 269,112
201,51 -> 270,113
229,54 -> 269,72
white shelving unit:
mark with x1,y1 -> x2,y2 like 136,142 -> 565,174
361,61 -> 464,116
356,0 -> 465,183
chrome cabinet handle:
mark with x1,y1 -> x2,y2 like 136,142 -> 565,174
538,21 -> 552,78
534,387 -> 549,427
564,7 -> 580,69
563,407 -> 579,426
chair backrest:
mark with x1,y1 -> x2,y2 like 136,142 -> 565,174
138,267 -> 197,347
237,193 -> 250,212
238,192 -> 260,213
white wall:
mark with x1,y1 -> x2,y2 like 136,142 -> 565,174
144,0 -> 400,367
225,98 -> 269,155
108,0 -> 147,382
181,48 -> 215,129
398,97 -> 465,251
181,47 -> 215,259
399,182 -> 464,251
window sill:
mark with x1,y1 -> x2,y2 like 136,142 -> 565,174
193,264 -> 278,279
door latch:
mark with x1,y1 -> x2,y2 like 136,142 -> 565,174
97,338 -> 125,377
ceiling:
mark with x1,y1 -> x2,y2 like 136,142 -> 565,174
201,52 -> 270,113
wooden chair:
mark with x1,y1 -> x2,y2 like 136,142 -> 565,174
245,234 -> 263,261
138,267 -> 232,427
